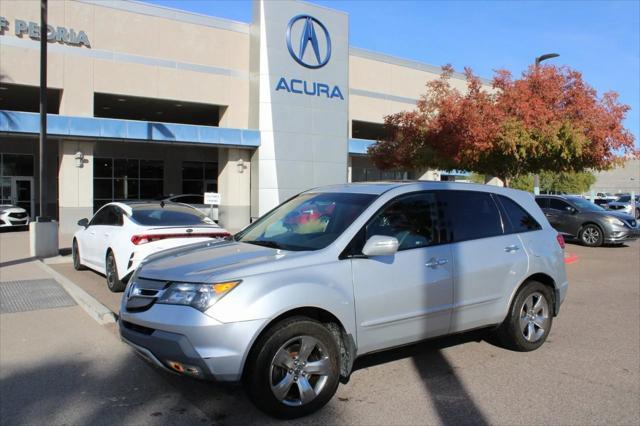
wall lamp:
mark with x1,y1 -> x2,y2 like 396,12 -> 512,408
74,151 -> 84,168
237,158 -> 246,173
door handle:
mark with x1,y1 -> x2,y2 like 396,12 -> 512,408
426,258 -> 448,268
104,233 -> 110,237
504,245 -> 520,253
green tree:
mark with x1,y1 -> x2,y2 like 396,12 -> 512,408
510,171 -> 596,194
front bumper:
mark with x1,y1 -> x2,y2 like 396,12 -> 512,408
0,215 -> 29,227
604,226 -> 640,243
119,303 -> 267,382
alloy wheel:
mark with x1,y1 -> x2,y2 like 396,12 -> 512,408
582,226 -> 600,245
106,254 -> 116,288
73,242 -> 80,269
269,335 -> 332,406
519,292 -> 549,342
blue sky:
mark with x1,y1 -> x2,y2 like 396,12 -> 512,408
145,0 -> 639,148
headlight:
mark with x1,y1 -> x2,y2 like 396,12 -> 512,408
157,280 -> 241,312
604,217 -> 625,227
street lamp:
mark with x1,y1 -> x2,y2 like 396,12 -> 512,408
535,53 -> 559,66
532,52 -> 559,195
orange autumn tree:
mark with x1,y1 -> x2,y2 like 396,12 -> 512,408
369,64 -> 637,185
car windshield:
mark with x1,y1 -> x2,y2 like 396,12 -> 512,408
567,197 -> 605,212
235,192 -> 376,251
130,204 -> 217,226
614,195 -> 637,203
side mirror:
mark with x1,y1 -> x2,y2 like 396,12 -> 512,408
362,235 -> 399,257
77,218 -> 89,228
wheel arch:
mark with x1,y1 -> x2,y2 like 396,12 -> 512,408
578,221 -> 604,235
507,273 -> 559,319
242,306 -> 357,384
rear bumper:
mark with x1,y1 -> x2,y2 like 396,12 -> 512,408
553,280 -> 569,316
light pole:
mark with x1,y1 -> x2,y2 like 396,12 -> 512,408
532,52 -> 559,195
39,0 -> 48,219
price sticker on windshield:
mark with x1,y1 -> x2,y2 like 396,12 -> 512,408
204,192 -> 221,205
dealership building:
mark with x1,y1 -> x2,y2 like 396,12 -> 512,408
0,0 -> 477,235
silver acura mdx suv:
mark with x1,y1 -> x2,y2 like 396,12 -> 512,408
119,182 -> 568,418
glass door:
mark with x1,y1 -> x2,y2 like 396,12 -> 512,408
11,177 -> 35,218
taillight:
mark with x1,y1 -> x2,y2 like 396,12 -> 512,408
131,232 -> 230,245
556,233 -> 565,249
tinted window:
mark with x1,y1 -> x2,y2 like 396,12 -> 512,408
89,206 -> 110,226
175,195 -> 204,204
549,198 -> 571,212
131,205 -> 213,226
366,192 -> 445,250
498,195 -> 541,233
235,192 -> 376,251
104,207 -> 123,226
535,198 -> 549,209
439,191 -> 503,242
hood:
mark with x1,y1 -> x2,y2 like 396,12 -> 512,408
137,240 -> 298,282
0,205 -> 26,213
601,210 -> 636,223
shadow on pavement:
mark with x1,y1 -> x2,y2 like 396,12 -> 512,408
0,352 -> 266,425
353,329 -> 491,426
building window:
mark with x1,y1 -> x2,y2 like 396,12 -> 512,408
0,153 -> 35,216
93,158 -> 164,211
352,167 -> 407,182
182,161 -> 218,195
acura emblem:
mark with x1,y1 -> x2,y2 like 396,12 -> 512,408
286,15 -> 331,69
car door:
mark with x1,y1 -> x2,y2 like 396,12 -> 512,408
82,207 -> 109,267
85,206 -> 120,271
546,198 -> 579,236
351,192 -> 454,354
439,190 -> 529,333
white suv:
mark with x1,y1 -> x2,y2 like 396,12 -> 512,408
119,182 -> 568,418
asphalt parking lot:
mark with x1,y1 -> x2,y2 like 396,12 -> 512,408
2,230 -> 639,425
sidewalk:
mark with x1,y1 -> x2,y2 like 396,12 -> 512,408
0,229 -> 213,424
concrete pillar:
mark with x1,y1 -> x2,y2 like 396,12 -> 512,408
217,148 -> 252,233
58,140 -> 94,244
347,156 -> 353,183
484,176 -> 505,187
416,169 -> 440,181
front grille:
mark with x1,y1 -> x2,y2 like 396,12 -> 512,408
8,212 -> 27,219
125,277 -> 168,312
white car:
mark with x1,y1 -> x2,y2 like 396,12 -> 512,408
72,202 -> 230,292
0,204 -> 30,228
162,194 -> 219,222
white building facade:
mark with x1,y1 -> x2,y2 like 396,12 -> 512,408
0,0 -> 479,236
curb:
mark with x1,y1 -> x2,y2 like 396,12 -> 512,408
36,261 -> 117,325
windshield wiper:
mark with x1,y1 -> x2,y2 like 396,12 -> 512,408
244,240 -> 284,249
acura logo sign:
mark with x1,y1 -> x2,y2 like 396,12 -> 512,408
286,15 -> 331,69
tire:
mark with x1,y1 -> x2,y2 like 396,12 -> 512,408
105,250 -> 125,292
495,281 -> 554,352
244,317 -> 340,419
72,239 -> 86,271
579,223 -> 604,247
